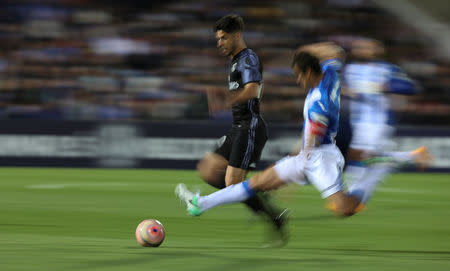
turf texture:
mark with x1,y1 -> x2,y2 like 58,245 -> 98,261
0,168 -> 449,271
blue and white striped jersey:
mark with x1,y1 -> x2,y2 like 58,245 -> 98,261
343,61 -> 415,125
321,58 -> 344,73
302,66 -> 341,148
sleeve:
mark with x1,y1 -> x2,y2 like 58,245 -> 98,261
240,53 -> 262,85
388,65 -> 417,95
308,100 -> 329,136
321,58 -> 344,72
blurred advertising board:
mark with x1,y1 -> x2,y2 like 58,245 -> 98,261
0,120 -> 448,171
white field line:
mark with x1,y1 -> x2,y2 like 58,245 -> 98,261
275,186 -> 449,204
376,187 -> 440,194
26,183 -> 129,189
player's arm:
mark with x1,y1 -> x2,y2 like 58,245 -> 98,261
387,65 -> 416,95
290,135 -> 303,156
206,86 -> 229,114
297,42 -> 345,66
228,53 -> 262,105
228,82 -> 261,105
291,108 -> 329,156
304,124 -> 325,149
304,105 -> 329,151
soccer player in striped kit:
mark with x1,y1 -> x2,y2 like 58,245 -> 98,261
341,38 -> 432,208
176,48 -> 369,238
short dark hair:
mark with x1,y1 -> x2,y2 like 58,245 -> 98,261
291,51 -> 322,75
214,14 -> 244,33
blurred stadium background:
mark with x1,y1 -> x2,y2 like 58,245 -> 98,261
0,1 -> 449,270
0,0 -> 448,169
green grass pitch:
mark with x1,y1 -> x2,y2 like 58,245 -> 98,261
0,168 -> 449,271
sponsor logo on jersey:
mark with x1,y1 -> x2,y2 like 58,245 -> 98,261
310,112 -> 328,125
229,81 -> 239,90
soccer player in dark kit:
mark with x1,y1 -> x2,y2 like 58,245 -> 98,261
180,14 -> 288,246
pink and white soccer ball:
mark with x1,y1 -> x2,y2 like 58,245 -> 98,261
135,219 -> 165,247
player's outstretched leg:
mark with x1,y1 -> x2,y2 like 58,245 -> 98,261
346,163 -> 392,206
175,180 -> 256,216
176,167 -> 291,246
375,146 -> 433,169
343,146 -> 433,211
197,154 -> 289,245
175,183 -> 202,216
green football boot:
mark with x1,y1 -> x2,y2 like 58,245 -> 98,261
175,183 -> 203,216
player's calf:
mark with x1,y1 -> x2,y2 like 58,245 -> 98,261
326,191 -> 362,217
196,154 -> 227,189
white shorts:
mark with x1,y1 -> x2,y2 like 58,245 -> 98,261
350,123 -> 395,152
274,144 -> 345,198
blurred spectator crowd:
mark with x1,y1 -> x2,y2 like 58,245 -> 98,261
0,0 -> 449,125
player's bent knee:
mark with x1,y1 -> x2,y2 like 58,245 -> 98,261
326,193 -> 359,217
200,172 -> 225,188
224,166 -> 248,187
224,179 -> 234,187
204,174 -> 226,189
196,159 -> 226,189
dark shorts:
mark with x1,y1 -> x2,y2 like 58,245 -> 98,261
336,96 -> 353,163
335,110 -> 352,163
214,118 -> 268,170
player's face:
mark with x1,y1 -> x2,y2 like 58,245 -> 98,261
292,64 -> 312,91
215,30 -> 237,57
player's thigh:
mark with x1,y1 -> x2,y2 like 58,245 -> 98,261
305,146 -> 345,199
224,166 -> 248,186
273,154 -> 307,185
249,166 -> 286,191
197,152 -> 228,178
228,125 -> 266,170
198,131 -> 232,178
250,121 -> 268,167
213,131 -> 233,161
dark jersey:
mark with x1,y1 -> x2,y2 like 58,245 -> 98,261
228,48 -> 263,125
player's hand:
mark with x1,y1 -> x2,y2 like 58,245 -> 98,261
206,86 -> 229,114
296,42 -> 345,63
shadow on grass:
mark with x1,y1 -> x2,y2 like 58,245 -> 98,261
71,249 -> 338,271
0,223 -> 58,227
290,214 -> 336,222
68,243 -> 450,271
